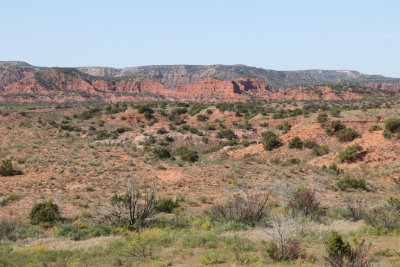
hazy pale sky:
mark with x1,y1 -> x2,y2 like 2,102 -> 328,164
1,0 -> 399,77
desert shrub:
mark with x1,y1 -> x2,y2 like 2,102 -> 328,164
197,114 -> 208,122
176,147 -> 199,162
56,223 -> 111,240
233,120 -> 253,130
384,118 -> 400,133
29,201 -> 61,226
325,120 -> 346,136
205,124 -> 216,131
156,127 -> 168,135
216,129 -> 236,140
143,111 -> 153,120
363,198 -> 400,233
210,189 -> 270,226
0,220 -> 16,241
78,106 -> 101,120
116,127 -> 131,134
200,251 -> 226,265
288,137 -> 303,149
188,103 -> 207,115
368,125 -> 381,132
170,107 -> 187,116
327,163 -> 342,175
336,175 -> 367,191
337,144 -> 363,163
287,158 -> 300,164
286,186 -> 319,216
242,140 -> 250,147
382,129 -> 391,139
276,121 -> 291,134
337,128 -> 359,142
312,145 -> 329,156
303,138 -> 318,148
156,196 -> 180,213
324,231 -> 351,266
394,177 -> 400,190
346,198 -> 364,221
317,113 -> 328,123
152,147 -> 171,159
260,122 -> 269,127
168,115 -> 186,125
330,108 -> 341,117
261,131 -> 282,151
0,159 -> 21,176
137,105 -> 154,114
265,216 -> 306,261
105,103 -> 126,115
269,158 -> 281,164
95,130 -> 113,140
324,231 -> 372,267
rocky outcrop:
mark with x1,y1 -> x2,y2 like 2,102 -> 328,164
171,77 -> 269,100
363,82 -> 400,91
0,66 -> 398,103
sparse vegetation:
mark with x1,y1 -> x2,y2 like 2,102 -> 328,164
1,100 -> 400,265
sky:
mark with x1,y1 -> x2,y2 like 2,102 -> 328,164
1,0 -> 399,77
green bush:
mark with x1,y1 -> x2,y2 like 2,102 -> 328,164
287,158 -> 300,164
197,114 -> 208,122
385,118 -> 400,133
156,127 -> 168,135
330,108 -> 341,117
324,230 -> 372,266
312,145 -> 329,156
368,125 -> 381,132
95,130 -> 113,140
156,196 -> 180,213
324,231 -> 351,265
176,147 -> 199,162
325,120 -> 346,136
260,122 -> 269,127
0,159 -> 21,176
337,128 -> 359,142
56,223 -> 111,240
363,198 -> 400,233
336,175 -> 367,191
152,147 -> 171,159
317,113 -> 328,123
78,107 -> 101,120
338,144 -> 363,163
205,124 -> 216,131
200,251 -> 225,265
216,129 -> 236,140
303,139 -> 318,149
29,201 -> 61,226
288,137 -> 303,149
261,131 -> 282,151
276,121 -> 291,134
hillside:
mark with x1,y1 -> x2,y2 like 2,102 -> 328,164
1,61 -> 400,103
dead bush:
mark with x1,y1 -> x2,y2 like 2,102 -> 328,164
210,187 -> 270,226
264,215 -> 306,261
285,185 -> 320,216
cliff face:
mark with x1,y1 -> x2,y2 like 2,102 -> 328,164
0,67 -> 37,87
0,66 -> 398,103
